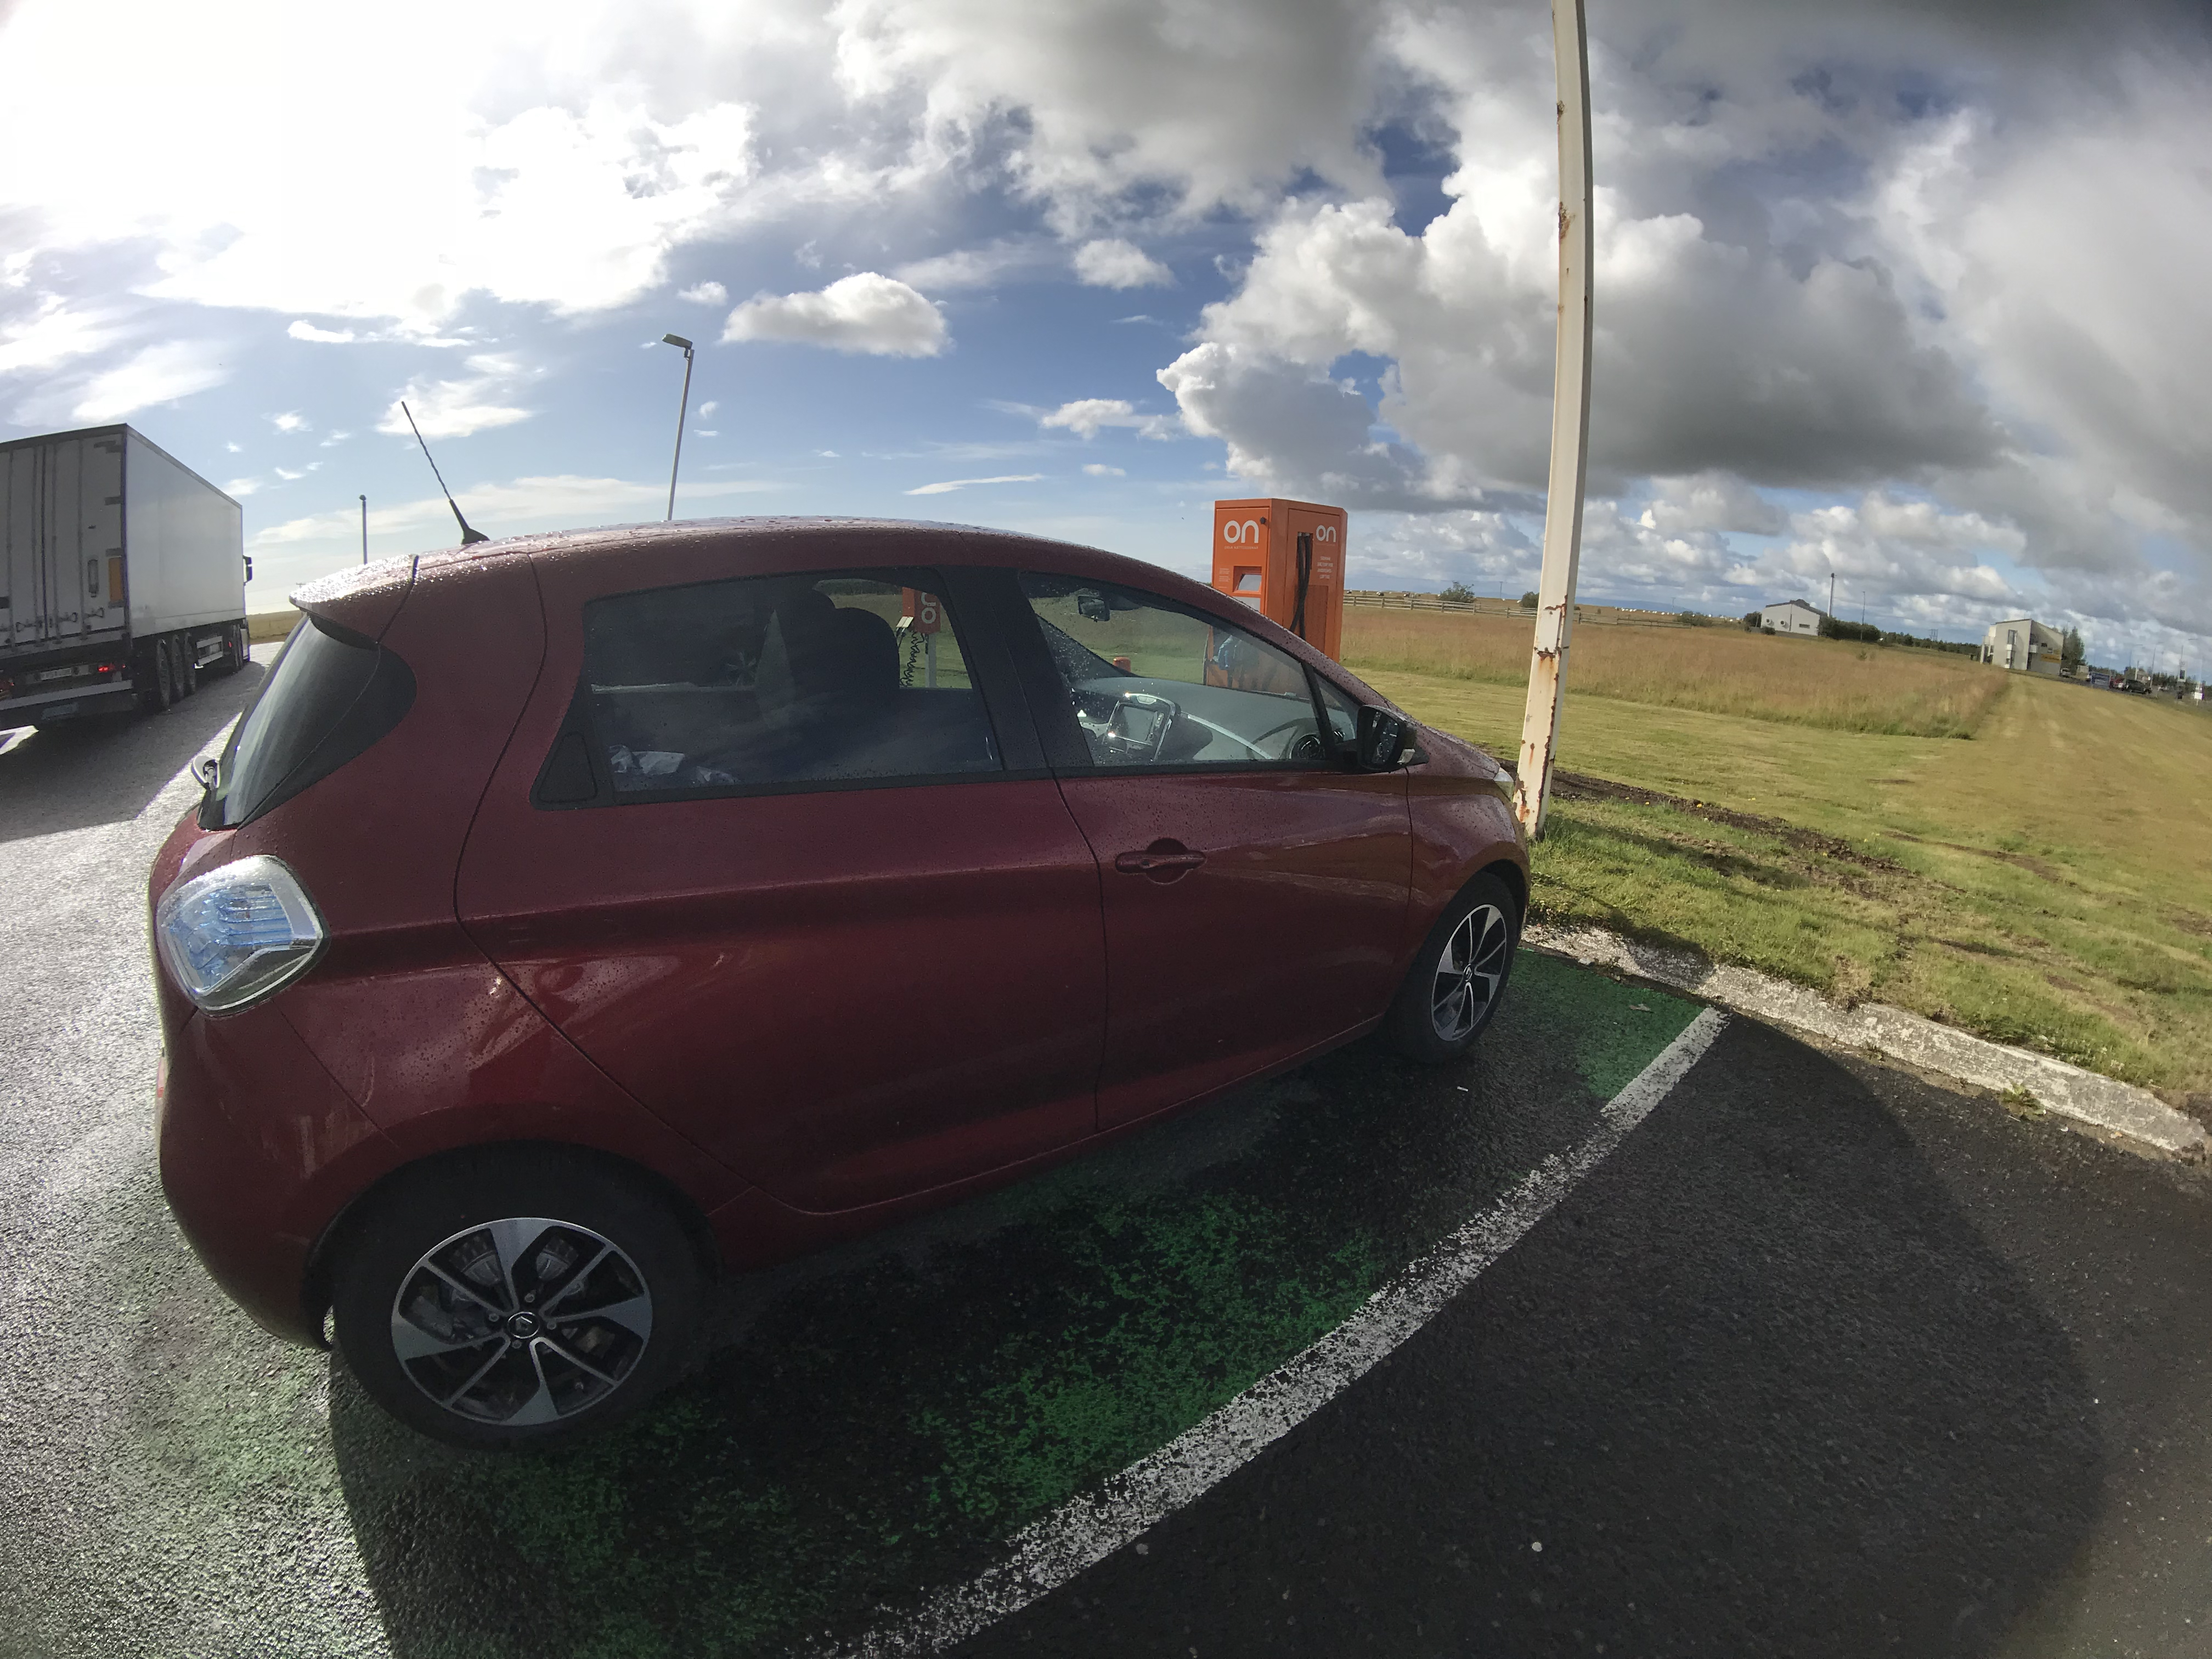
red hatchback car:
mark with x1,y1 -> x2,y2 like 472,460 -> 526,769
150,520 -> 1526,1446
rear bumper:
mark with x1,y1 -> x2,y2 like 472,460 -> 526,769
4,685 -> 136,721
156,1003 -> 399,1345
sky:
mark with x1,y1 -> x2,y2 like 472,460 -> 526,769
3,0 -> 2209,674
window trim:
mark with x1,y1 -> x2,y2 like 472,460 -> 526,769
531,564 -> 1025,811
1002,568 -> 1347,778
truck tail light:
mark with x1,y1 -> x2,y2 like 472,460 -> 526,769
154,855 -> 326,1013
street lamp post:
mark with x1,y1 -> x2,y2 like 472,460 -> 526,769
1511,0 -> 1594,839
360,495 -> 368,565
660,334 -> 695,522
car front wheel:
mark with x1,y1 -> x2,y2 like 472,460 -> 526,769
331,1150 -> 706,1448
1383,871 -> 1519,1063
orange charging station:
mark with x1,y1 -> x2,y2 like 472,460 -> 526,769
1209,497 -> 1348,661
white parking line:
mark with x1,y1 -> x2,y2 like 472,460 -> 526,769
822,1006 -> 1732,1657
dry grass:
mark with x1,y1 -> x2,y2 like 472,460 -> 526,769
1341,610 -> 2006,738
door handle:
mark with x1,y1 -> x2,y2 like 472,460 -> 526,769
1114,845 -> 1205,875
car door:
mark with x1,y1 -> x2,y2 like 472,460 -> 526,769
456,555 -> 1107,1214
1003,568 -> 1412,1129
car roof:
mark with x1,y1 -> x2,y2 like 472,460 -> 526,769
291,515 -> 1393,706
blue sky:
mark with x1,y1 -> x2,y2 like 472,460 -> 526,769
3,0 -> 2209,674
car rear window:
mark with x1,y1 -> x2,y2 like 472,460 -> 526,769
199,614 -> 416,828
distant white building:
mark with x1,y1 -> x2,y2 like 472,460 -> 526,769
1982,617 -> 2061,676
1760,599 -> 1824,636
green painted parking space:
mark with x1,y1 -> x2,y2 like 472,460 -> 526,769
294,952 -> 1698,1658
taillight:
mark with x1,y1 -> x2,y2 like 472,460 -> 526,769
154,855 -> 326,1014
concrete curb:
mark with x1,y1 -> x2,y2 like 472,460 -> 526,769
1524,921 -> 2207,1161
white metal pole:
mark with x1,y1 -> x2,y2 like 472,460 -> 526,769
1513,0 -> 1595,839
359,495 -> 368,564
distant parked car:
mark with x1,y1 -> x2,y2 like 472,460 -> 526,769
149,520 -> 1527,1446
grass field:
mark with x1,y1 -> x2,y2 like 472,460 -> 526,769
1345,634 -> 2212,1097
1342,609 -> 2004,738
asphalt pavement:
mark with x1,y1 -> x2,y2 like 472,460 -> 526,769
3,657 -> 2209,1659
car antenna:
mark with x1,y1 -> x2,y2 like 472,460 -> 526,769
399,401 -> 490,546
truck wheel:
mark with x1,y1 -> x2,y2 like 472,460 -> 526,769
331,1149 -> 707,1449
146,639 -> 174,712
1382,871 -> 1520,1064
176,637 -> 198,697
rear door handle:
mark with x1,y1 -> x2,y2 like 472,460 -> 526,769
1114,845 -> 1206,875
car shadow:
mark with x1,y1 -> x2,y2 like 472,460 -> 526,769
324,993 -> 2102,1658
0,659 -> 265,844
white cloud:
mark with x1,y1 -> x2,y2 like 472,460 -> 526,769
677,281 -> 729,304
0,0 -> 770,331
1156,342 -> 1448,509
830,0 -> 1391,232
1347,508 -> 1537,591
1072,239 -> 1172,289
287,320 -> 358,344
376,354 -> 535,439
697,400 -> 719,417
1038,397 -> 1180,441
269,410 -> 309,432
905,473 -> 1043,495
723,272 -> 946,355
0,295 -> 122,375
894,241 -> 1045,291
1775,494 -> 2025,606
64,341 -> 229,421
223,477 -> 260,496
1082,462 -> 1125,477
274,467 -> 306,481
1639,474 -> 1786,538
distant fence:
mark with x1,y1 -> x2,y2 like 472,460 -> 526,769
1346,591 -> 1719,630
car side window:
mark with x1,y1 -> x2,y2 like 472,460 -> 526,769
1019,572 -> 1329,768
1311,672 -> 1361,756
569,571 -> 1001,799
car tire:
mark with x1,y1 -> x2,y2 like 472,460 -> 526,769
1381,871 -> 1519,1064
331,1149 -> 708,1449
146,637 -> 174,712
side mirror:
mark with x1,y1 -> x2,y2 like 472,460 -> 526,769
242,555 -> 254,582
1353,705 -> 1413,771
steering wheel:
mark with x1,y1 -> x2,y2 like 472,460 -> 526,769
1099,690 -> 1184,763
1248,716 -> 1328,761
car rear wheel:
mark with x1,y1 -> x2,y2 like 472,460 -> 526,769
1383,871 -> 1519,1063
331,1150 -> 707,1448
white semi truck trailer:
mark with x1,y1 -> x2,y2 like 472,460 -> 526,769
1,424 -> 251,727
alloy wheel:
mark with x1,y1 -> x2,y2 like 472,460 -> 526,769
1430,902 -> 1511,1043
390,1216 -> 653,1427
